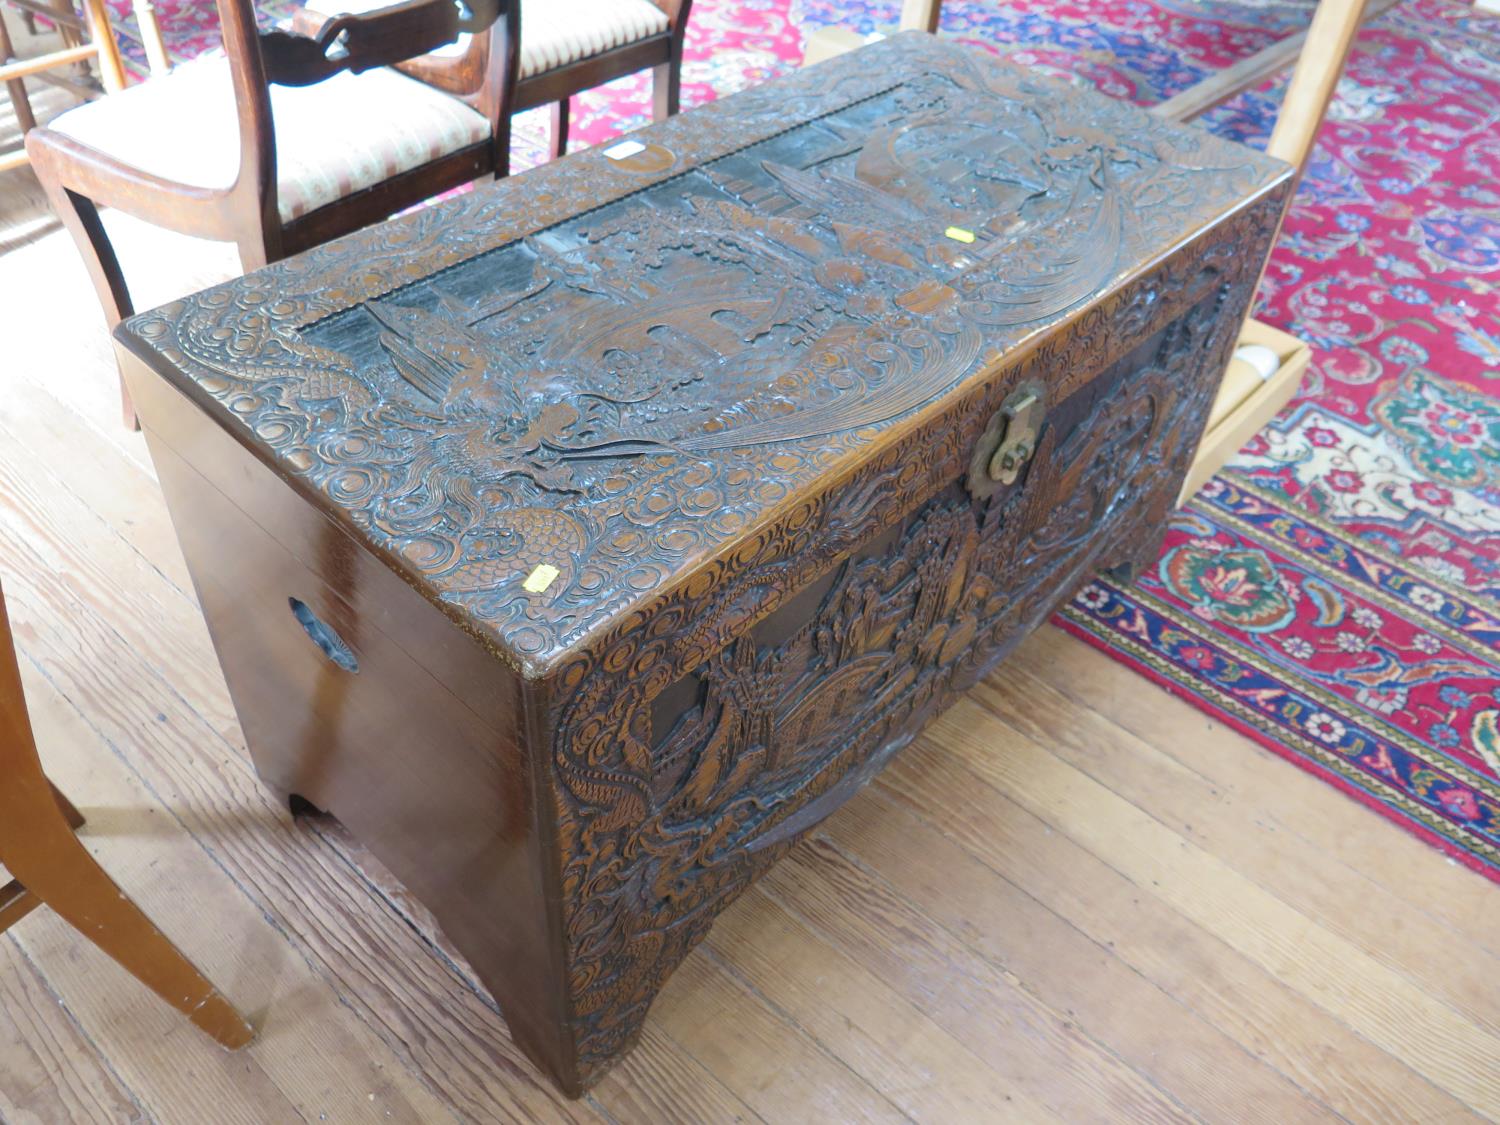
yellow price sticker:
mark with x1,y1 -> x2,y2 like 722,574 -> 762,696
523,564 -> 561,594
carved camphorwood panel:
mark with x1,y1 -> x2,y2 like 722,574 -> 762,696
121,36 -> 1285,672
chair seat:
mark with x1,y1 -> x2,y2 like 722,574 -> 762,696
304,0 -> 672,79
519,0 -> 670,78
46,55 -> 490,224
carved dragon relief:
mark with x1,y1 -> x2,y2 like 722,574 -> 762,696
126,40 -> 1285,666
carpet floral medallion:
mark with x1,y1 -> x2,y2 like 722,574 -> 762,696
92,0 -> 1497,878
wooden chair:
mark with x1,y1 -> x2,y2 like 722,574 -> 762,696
0,0 -> 125,173
0,582 -> 254,1049
24,0 -> 507,428
300,0 -> 695,174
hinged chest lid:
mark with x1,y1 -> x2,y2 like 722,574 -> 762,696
117,34 -> 1288,677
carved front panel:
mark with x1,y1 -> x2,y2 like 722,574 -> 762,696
547,253 -> 1259,1081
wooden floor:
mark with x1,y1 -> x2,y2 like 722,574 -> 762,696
1,154 -> 1498,1124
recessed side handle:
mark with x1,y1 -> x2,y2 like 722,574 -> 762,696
288,597 -> 359,673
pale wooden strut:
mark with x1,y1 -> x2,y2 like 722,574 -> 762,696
1171,0 -> 1371,500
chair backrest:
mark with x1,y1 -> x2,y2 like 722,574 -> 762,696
388,0 -> 691,122
210,0 -> 508,239
374,0 -> 519,122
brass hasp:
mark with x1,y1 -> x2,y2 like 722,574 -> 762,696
967,381 -> 1046,500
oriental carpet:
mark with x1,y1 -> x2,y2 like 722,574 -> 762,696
1061,0 -> 1500,882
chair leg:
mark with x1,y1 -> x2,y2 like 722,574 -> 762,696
652,58 -> 681,120
237,237 -> 271,273
79,0 -> 126,93
494,113 -> 512,179
132,0 -> 171,77
0,588 -> 253,1050
0,10 -> 37,133
0,784 -> 255,1049
35,178 -> 139,428
47,0 -> 83,49
550,99 -> 569,160
50,781 -> 85,830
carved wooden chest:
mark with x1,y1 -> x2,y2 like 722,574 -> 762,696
116,34 -> 1290,1096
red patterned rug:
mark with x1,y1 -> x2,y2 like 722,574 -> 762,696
1061,0 -> 1500,882
96,0 -> 1498,879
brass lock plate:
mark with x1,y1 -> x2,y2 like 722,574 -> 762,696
966,381 -> 1046,501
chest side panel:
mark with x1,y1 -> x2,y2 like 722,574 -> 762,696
542,187 -> 1287,1079
120,358 -> 574,1072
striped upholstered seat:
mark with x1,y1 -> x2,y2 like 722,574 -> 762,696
46,54 -> 490,224
517,0 -> 670,77
304,0 -> 672,79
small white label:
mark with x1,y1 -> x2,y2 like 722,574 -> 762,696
604,140 -> 647,161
